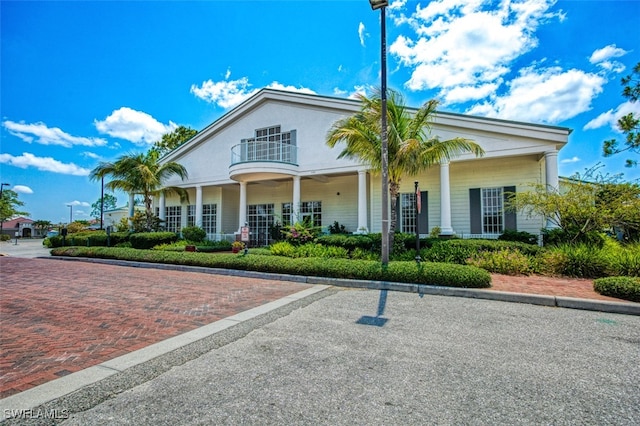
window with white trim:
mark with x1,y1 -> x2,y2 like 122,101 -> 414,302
399,192 -> 417,233
187,205 -> 196,227
165,206 -> 182,233
202,204 -> 217,234
282,201 -> 322,226
482,187 -> 503,234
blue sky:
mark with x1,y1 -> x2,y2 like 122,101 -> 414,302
1,0 -> 639,223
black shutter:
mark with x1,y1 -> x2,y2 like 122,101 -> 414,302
418,191 -> 428,234
396,197 -> 401,230
469,188 -> 482,234
503,186 -> 517,231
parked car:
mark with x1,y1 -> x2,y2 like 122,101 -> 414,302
46,230 -> 59,238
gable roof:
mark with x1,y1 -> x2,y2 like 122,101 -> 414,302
3,217 -> 33,228
161,88 -> 572,163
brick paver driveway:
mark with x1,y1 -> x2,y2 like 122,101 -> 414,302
0,257 -> 312,398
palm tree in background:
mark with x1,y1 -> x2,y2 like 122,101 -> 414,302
90,151 -> 189,232
327,89 -> 485,252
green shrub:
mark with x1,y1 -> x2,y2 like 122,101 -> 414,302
498,230 -> 538,245
424,239 -> 542,264
542,244 -> 609,278
542,228 -> 606,248
45,231 -> 129,248
196,241 -> 232,252
601,241 -> 640,277
593,277 -> 640,302
467,249 -> 533,276
328,221 -> 348,234
181,226 -> 206,243
129,232 -> 178,250
0,234 -> 10,241
350,247 -> 379,261
316,234 -> 376,251
50,246 -> 492,288
270,241 -> 296,257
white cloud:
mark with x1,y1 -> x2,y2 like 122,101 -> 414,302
561,156 -> 580,164
12,185 -> 33,194
466,66 -> 606,123
348,85 -> 368,99
589,44 -> 628,64
191,77 -> 259,109
583,101 -> 640,132
94,107 -> 177,146
82,151 -> 102,160
2,120 -> 107,148
389,0 -> 564,105
191,75 -> 316,109
358,22 -> 367,47
266,82 -> 316,95
65,200 -> 90,207
0,152 -> 90,176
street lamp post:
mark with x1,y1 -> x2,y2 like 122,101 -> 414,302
369,0 -> 389,265
100,176 -> 104,230
0,183 -> 10,237
67,204 -> 73,224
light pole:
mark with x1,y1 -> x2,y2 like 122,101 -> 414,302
100,176 -> 104,230
67,204 -> 73,224
0,183 -> 10,237
369,0 -> 389,265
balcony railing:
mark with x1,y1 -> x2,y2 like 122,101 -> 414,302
230,141 -> 297,166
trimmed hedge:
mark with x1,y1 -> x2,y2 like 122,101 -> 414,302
129,232 -> 178,249
423,239 -> 542,264
593,277 -> 640,303
50,247 -> 491,288
47,231 -> 130,248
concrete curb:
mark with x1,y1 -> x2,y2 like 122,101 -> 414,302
46,256 -> 640,316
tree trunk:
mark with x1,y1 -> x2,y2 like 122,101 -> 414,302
388,180 -> 400,255
145,193 -> 153,232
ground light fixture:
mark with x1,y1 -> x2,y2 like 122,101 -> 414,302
369,0 -> 390,265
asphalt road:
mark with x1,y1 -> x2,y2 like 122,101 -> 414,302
54,288 -> 639,425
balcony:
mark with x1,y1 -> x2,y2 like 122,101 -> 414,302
229,141 -> 298,181
230,141 -> 297,166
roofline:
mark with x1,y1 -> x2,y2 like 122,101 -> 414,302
162,88 -> 573,161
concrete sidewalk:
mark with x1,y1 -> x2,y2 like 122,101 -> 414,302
0,239 -> 51,259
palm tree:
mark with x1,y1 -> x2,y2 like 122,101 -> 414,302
90,151 -> 189,232
327,89 -> 485,252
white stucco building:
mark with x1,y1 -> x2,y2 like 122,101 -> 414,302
156,89 -> 570,245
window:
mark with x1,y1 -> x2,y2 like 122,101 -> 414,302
202,204 -> 217,234
247,204 -> 274,246
242,125 -> 296,163
482,188 -> 503,234
282,201 -> 322,226
399,192 -> 417,233
165,206 -> 182,233
187,205 -> 195,227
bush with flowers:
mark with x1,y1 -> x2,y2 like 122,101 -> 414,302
281,221 -> 322,245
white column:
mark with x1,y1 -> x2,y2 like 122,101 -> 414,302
544,150 -> 559,192
195,185 -> 203,227
238,181 -> 247,232
440,161 -> 454,235
159,193 -> 166,221
544,150 -> 560,229
292,176 -> 301,223
357,170 -> 368,233
128,193 -> 135,230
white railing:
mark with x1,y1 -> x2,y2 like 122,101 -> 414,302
230,141 -> 297,165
